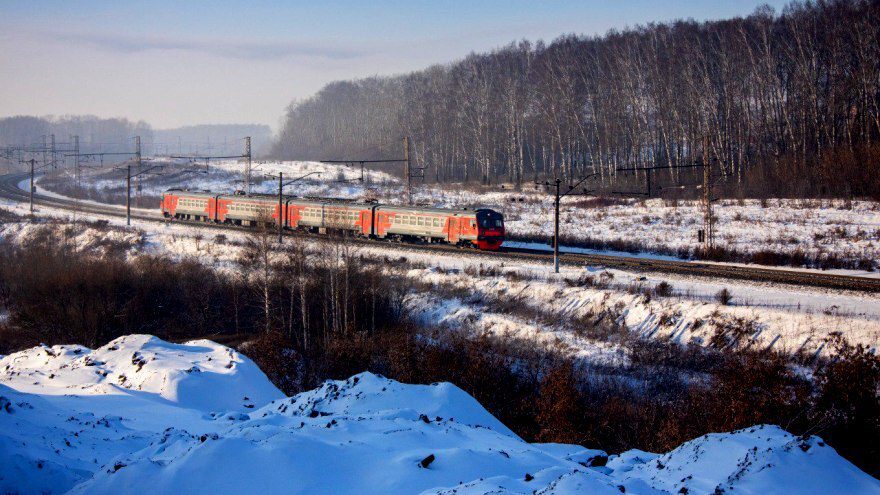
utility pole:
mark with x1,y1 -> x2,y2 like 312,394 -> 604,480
73,135 -> 80,222
28,158 -> 35,214
41,136 -> 47,175
702,135 -> 714,254
245,136 -> 252,195
552,178 -> 561,273
65,136 -> 153,227
126,163 -> 132,226
403,136 -> 411,205
537,174 -> 597,273
7,138 -> 78,216
278,172 -> 283,243
266,171 -> 322,244
128,136 -> 142,226
73,135 -> 79,172
322,136 -> 423,203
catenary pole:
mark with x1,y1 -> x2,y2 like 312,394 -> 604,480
126,163 -> 131,226
553,178 -> 561,273
29,158 -> 35,214
278,172 -> 283,243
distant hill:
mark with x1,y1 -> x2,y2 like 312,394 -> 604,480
0,115 -> 151,153
0,117 -> 273,158
153,124 -> 273,157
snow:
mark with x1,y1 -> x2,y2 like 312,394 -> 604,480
2,199 -> 879,356
617,424 -> 880,495
0,335 -> 282,494
40,160 -> 880,267
1,336 -> 877,494
404,264 -> 880,358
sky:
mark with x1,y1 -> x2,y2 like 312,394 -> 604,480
0,1 -> 790,131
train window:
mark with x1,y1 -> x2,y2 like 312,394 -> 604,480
477,214 -> 504,228
417,217 -> 424,226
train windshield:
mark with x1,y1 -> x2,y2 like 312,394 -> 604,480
477,211 -> 504,229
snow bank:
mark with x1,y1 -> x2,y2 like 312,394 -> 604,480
617,425 -> 880,495
70,372 -> 619,495
1,336 -> 878,494
258,372 -> 517,437
0,335 -> 283,494
1,334 -> 282,412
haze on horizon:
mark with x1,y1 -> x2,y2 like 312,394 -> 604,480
0,0 -> 788,131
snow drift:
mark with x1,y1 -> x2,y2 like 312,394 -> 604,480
1,335 -> 877,494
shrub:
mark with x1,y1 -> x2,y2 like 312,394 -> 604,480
715,288 -> 732,305
653,281 -> 673,297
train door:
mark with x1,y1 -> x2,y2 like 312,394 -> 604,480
212,195 -> 221,222
359,209 -> 371,236
368,206 -> 379,236
447,217 -> 459,243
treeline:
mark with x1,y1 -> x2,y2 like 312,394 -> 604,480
0,115 -> 153,153
152,124 -> 274,156
0,117 -> 273,157
273,0 -> 880,198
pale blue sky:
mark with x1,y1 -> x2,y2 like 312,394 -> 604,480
0,1 -> 790,130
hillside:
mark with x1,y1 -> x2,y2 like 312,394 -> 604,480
2,335 -> 878,494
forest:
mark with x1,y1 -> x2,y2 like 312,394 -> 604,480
273,1 -> 880,198
0,117 -> 273,156
0,115 -> 152,153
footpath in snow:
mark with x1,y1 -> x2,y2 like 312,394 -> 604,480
1,335 -> 878,494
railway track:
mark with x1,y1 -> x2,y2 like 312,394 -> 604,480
3,172 -> 879,293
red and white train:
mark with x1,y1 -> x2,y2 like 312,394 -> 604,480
161,190 -> 505,251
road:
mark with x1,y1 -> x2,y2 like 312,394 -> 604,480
3,171 -> 879,293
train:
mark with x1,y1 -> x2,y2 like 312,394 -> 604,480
160,189 -> 505,250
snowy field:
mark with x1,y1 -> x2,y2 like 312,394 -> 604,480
37,159 -> 880,269
1,196 -> 878,359
2,335 -> 878,495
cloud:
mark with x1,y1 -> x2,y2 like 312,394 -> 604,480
33,29 -> 365,61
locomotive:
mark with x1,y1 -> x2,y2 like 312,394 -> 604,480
161,190 -> 505,251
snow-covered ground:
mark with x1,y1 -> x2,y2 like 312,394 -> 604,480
1,335 -> 877,495
2,195 -> 879,357
37,159 -> 880,268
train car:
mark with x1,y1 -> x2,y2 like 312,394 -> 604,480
161,190 -> 218,221
162,189 -> 505,251
217,193 -> 281,227
374,206 -> 505,250
287,199 -> 375,236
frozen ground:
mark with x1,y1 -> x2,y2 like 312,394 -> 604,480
35,159 -> 880,268
1,335 -> 877,495
1,197 -> 878,359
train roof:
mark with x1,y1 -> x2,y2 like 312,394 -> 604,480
163,190 -> 502,215
163,189 -> 218,198
376,205 -> 483,216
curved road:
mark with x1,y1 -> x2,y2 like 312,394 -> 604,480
3,172 -> 879,293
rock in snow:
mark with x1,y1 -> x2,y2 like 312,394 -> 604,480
0,335 -> 877,495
